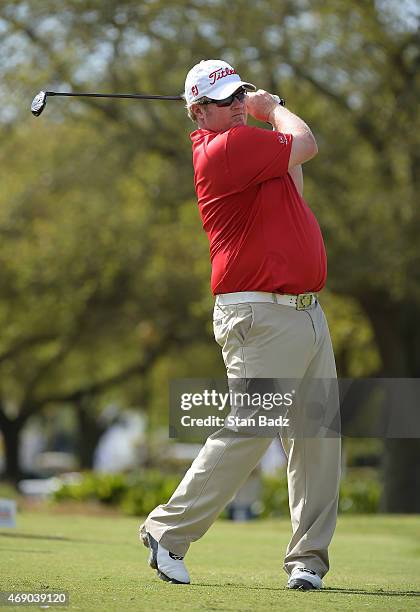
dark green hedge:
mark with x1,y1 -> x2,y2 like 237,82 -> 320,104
53,467 -> 381,516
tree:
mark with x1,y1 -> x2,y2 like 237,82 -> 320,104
0,115 -> 211,480
0,1 -> 419,508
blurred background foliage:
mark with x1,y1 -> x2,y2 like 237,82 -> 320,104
0,0 -> 419,511
49,468 -> 381,517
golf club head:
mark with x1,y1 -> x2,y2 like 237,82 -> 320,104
31,91 -> 47,116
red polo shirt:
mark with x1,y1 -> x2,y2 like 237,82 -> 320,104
191,125 -> 327,295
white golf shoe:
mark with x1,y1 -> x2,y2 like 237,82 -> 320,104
287,567 -> 323,590
139,524 -> 190,584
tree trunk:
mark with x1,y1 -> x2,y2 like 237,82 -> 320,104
361,293 -> 420,512
382,439 -> 420,512
75,398 -> 105,469
1,418 -> 23,484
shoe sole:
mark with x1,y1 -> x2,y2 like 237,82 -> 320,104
139,524 -> 189,584
139,524 -> 157,569
287,578 -> 320,590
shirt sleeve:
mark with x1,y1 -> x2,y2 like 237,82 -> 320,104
226,126 -> 293,191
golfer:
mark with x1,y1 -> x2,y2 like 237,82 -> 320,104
140,59 -> 341,590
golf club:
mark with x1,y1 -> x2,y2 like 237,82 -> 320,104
31,90 -> 184,117
31,90 -> 285,117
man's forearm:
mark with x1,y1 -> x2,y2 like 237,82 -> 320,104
268,105 -> 314,139
269,104 -> 318,167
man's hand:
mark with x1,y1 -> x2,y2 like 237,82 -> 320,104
246,89 -> 278,122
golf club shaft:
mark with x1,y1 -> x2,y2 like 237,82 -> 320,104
31,89 -> 284,117
46,91 -> 183,101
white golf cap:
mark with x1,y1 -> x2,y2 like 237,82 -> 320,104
184,59 -> 256,105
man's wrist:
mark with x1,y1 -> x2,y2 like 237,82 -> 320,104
268,103 -> 286,127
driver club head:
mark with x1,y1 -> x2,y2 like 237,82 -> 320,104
31,91 -> 47,116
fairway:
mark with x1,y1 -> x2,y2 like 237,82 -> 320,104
1,513 -> 419,611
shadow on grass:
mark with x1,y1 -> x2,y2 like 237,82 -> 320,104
190,584 -> 420,597
0,531 -> 131,546
0,532 -> 72,541
323,587 -> 420,597
0,547 -> 53,553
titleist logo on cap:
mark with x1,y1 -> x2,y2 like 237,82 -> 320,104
184,59 -> 256,105
208,67 -> 237,85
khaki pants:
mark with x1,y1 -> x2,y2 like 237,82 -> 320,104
145,299 -> 341,578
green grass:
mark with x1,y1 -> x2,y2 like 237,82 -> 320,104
1,513 -> 419,611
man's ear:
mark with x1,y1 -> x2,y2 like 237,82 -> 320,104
194,104 -> 206,121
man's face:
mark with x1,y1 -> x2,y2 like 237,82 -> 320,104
193,89 -> 248,132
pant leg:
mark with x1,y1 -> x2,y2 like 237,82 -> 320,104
146,434 -> 273,556
146,300 -> 340,569
146,303 -> 280,555
282,303 -> 341,578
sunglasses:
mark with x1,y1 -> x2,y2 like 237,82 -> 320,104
199,87 -> 247,107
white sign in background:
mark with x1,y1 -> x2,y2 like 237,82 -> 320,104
0,498 -> 17,528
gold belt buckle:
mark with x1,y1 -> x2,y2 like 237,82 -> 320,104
296,293 -> 314,310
